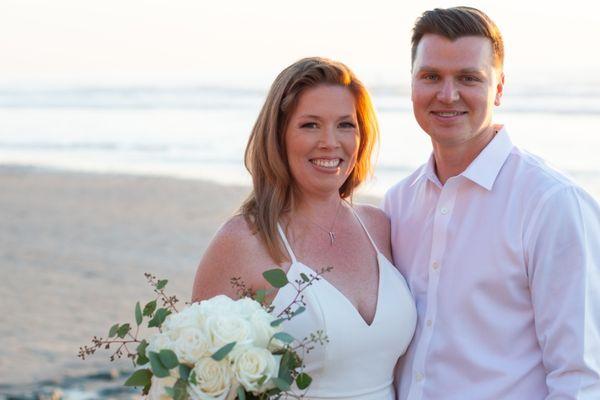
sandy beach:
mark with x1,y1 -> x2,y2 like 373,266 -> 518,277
0,166 -> 378,398
0,166 -> 251,396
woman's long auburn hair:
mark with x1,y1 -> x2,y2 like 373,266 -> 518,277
240,57 -> 379,263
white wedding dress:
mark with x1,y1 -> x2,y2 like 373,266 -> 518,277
272,210 -> 417,400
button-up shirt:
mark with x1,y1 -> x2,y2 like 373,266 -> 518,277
383,128 -> 600,399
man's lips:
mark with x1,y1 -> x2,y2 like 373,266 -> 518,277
430,111 -> 468,117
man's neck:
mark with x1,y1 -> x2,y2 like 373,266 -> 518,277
432,125 -> 500,185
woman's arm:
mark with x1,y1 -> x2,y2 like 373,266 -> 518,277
192,215 -> 267,302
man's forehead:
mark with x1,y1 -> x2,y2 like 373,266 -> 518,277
414,34 -> 494,68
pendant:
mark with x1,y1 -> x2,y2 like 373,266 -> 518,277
328,231 -> 336,246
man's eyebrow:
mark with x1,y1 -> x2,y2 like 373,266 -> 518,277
415,66 -> 485,74
415,66 -> 438,72
459,68 -> 484,74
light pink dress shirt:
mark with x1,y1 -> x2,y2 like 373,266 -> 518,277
383,128 -> 600,400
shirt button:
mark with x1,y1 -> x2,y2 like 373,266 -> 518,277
432,261 -> 440,270
426,319 -> 432,327
440,207 -> 448,215
415,372 -> 424,382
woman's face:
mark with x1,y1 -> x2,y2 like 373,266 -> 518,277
285,84 -> 360,198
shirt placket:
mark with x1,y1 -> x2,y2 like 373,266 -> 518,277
407,178 -> 459,400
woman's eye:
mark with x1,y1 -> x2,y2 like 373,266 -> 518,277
339,121 -> 356,129
300,122 -> 318,129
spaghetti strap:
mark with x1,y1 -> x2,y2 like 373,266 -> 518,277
349,206 -> 380,254
277,223 -> 297,263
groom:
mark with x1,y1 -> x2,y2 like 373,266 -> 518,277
384,6 -> 600,399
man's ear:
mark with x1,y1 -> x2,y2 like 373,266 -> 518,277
494,71 -> 505,106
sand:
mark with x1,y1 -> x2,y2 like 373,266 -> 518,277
0,165 -> 379,395
0,166 -> 250,386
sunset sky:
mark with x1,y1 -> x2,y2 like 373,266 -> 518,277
2,0 -> 599,87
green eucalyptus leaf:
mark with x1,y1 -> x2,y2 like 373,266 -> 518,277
211,342 -> 236,361
108,323 -> 119,338
156,279 -> 168,290
148,351 -> 170,378
179,363 -> 191,381
272,332 -> 295,344
272,377 -> 291,391
136,340 -> 149,366
292,306 -> 306,317
270,318 -> 285,327
189,370 -> 197,385
300,273 -> 310,282
277,352 -> 293,384
124,368 -> 152,386
165,387 -> 175,397
135,302 -> 143,326
158,349 -> 179,369
257,375 -> 267,386
172,379 -> 189,400
262,268 -> 288,288
296,373 -> 312,390
142,382 -> 151,396
254,289 -> 267,304
143,300 -> 157,317
117,323 -> 131,339
237,386 -> 246,400
148,308 -> 171,328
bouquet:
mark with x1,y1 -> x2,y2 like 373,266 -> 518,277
79,268 -> 330,399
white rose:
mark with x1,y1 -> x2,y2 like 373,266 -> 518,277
147,375 -> 177,400
173,326 -> 211,364
199,295 -> 236,316
235,297 -> 264,317
249,309 -> 280,348
188,357 -> 233,400
232,347 -> 278,393
206,314 -> 253,351
164,303 -> 206,332
147,332 -> 175,354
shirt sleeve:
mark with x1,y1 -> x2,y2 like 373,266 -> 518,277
525,185 -> 600,399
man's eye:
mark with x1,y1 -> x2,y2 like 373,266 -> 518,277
461,76 -> 480,82
300,122 -> 318,129
423,74 -> 438,81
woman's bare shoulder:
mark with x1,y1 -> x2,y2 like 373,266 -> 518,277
192,215 -> 274,302
353,203 -> 392,259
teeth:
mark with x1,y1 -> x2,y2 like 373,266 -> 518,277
311,158 -> 340,168
435,111 -> 464,117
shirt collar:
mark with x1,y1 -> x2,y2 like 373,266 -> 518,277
409,126 -> 513,191
460,126 -> 513,191
410,153 -> 442,188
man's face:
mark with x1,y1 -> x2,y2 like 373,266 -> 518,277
411,34 -> 504,150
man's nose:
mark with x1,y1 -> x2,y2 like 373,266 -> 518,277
437,79 -> 459,103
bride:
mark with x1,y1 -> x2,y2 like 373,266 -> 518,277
193,57 -> 416,399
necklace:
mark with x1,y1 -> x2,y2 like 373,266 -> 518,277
299,200 -> 343,246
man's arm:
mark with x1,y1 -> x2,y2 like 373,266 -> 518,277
525,185 -> 600,399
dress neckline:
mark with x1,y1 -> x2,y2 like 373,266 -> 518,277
276,207 -> 384,327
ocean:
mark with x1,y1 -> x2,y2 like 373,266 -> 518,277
2,83 -> 600,199
1,82 -> 600,399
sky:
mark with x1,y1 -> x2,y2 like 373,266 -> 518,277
1,0 -> 599,88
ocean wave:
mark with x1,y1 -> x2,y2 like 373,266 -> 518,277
0,85 -> 599,115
